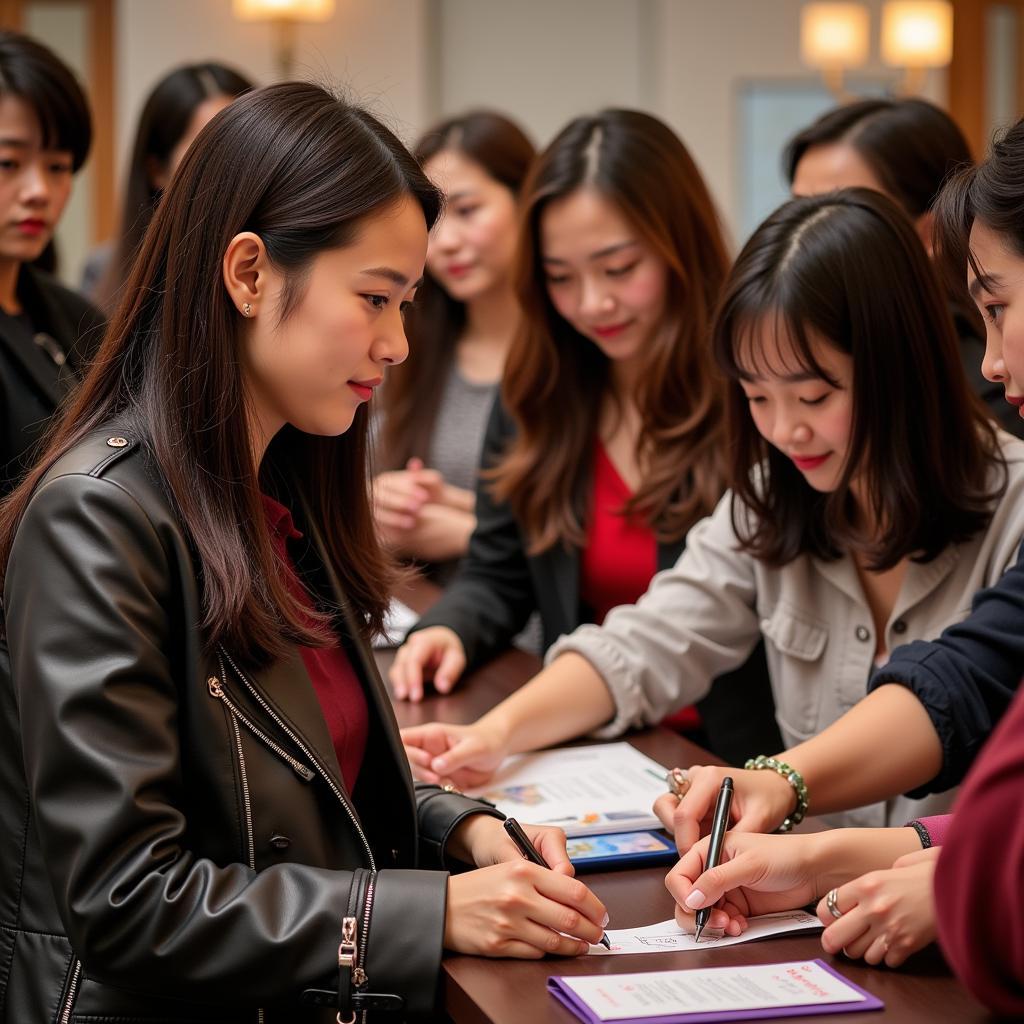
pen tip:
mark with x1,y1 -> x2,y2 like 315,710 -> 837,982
693,924 -> 704,943
600,934 -> 611,949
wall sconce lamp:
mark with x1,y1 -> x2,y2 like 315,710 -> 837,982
800,2 -> 870,99
881,1 -> 953,95
233,0 -> 336,79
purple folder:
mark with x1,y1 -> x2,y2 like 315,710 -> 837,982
547,959 -> 884,1024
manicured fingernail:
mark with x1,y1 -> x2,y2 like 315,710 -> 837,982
684,889 -> 706,910
602,912 -> 610,927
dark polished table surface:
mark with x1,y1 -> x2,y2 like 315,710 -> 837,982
375,580 -> 989,1023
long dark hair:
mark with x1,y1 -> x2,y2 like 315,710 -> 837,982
713,189 -> 1004,570
379,110 -> 534,469
0,31 -> 93,277
491,109 -> 730,553
99,62 -> 253,309
0,83 -> 441,666
934,116 -> 1024,293
784,98 -> 971,219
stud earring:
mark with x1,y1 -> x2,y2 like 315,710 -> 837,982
242,303 -> 253,317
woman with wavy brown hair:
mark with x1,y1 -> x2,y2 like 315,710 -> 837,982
391,108 -> 780,765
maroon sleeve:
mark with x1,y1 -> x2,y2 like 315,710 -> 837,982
934,683 -> 1024,1016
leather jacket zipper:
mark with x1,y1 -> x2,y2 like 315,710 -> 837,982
207,676 -> 315,781
217,647 -> 376,871
59,958 -> 82,1024
339,868 -> 376,1023
219,684 -> 263,1024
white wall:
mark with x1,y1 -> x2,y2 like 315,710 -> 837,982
102,1 -> 953,251
435,0 -> 658,150
428,0 -> 948,245
114,0 -> 432,177
653,0 -> 946,244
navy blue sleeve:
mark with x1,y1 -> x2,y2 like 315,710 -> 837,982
869,547 -> 1024,796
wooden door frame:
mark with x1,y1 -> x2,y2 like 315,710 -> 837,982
950,0 -> 1024,158
0,0 -> 115,242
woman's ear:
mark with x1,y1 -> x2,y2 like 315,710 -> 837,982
223,231 -> 269,318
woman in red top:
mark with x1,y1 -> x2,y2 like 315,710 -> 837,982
391,109 -> 780,764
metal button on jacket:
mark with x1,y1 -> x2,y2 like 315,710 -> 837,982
892,619 -> 908,635
855,625 -> 871,642
106,436 -> 129,448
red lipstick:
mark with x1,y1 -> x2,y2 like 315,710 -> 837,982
15,218 -> 46,236
791,453 -> 831,471
347,377 -> 382,402
592,321 -> 632,340
1005,394 -> 1024,407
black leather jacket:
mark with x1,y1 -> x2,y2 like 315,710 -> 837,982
0,430 -> 501,1023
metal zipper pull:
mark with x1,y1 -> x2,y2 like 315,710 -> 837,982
207,676 -> 315,781
339,916 -> 357,969
339,916 -> 368,987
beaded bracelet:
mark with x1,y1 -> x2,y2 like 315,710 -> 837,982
743,755 -> 809,832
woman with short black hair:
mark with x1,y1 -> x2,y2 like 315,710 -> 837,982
0,30 -> 104,494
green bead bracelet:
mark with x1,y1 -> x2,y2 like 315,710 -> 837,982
743,755 -> 809,832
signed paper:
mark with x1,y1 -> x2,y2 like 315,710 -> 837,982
588,911 -> 822,955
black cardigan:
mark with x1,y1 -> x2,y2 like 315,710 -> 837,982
413,399 -> 783,767
0,264 -> 105,494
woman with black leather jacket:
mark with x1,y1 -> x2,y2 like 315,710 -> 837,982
0,32 -> 105,495
0,83 -> 607,1024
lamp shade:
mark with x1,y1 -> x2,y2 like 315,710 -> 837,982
801,3 -> 870,68
881,1 -> 953,67
233,0 -> 335,21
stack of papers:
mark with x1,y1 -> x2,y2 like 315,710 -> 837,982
466,743 -> 669,837
549,959 -> 883,1022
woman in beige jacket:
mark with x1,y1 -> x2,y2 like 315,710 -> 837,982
402,189 -> 1024,832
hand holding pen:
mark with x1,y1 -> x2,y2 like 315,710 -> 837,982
693,777 -> 733,942
504,818 -> 612,949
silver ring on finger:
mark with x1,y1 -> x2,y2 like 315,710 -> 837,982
666,767 -> 690,799
826,888 -> 844,920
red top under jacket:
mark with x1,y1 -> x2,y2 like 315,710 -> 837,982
262,494 -> 368,794
579,441 -> 700,732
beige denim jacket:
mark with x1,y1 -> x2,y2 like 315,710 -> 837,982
547,433 -> 1024,829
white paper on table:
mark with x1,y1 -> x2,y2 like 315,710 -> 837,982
372,598 -> 419,648
464,743 -> 668,837
587,910 -> 822,955
558,959 -> 868,1020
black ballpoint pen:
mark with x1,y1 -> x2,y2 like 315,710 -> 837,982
503,817 -> 611,949
694,776 -> 733,943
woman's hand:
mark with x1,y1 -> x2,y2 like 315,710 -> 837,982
401,719 -> 508,787
450,814 -> 573,874
390,626 -> 467,702
653,764 -> 797,853
816,846 -> 940,967
373,459 -> 444,548
444,861 -> 608,958
665,831 -> 825,936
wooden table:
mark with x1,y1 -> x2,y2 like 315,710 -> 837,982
376,584 -> 988,1023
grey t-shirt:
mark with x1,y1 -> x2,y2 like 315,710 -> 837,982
424,364 -> 497,494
